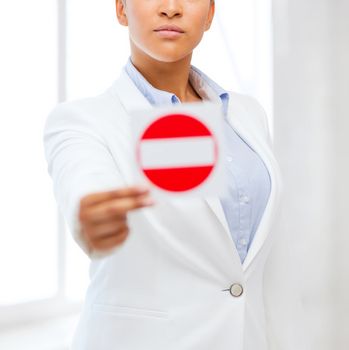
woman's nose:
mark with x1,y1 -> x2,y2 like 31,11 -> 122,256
159,0 -> 183,18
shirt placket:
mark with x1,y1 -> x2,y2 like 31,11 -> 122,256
228,162 -> 251,262
224,121 -> 252,262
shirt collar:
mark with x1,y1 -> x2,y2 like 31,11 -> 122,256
124,56 -> 230,117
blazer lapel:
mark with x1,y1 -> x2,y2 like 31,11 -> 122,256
224,96 -> 281,272
112,68 -> 152,112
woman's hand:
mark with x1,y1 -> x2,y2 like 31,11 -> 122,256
78,185 -> 154,252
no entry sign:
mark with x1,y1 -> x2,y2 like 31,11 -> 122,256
130,102 -> 226,198
136,113 -> 218,192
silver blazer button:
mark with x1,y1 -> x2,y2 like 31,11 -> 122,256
229,283 -> 243,297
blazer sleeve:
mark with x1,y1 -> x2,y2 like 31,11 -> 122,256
42,101 -> 125,259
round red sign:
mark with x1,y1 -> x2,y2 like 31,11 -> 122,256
136,113 -> 218,192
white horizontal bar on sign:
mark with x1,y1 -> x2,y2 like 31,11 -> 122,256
139,136 -> 216,169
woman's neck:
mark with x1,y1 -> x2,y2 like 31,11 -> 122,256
130,44 -> 202,102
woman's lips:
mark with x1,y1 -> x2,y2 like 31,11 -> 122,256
154,25 -> 185,39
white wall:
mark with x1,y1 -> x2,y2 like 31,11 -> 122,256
272,0 -> 348,349
332,1 -> 349,349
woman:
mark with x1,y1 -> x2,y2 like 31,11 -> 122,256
43,0 -> 284,349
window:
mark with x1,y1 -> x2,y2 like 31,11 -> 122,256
0,0 -> 58,306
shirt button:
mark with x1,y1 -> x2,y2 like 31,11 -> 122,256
238,238 -> 248,246
229,283 -> 244,297
240,195 -> 249,204
226,156 -> 233,162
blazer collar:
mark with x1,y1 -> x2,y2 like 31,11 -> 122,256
110,69 -> 282,273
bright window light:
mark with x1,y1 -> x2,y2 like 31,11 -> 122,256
0,0 -> 58,305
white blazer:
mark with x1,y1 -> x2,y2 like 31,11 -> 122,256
43,69 -> 303,350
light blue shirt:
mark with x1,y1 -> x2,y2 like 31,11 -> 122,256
124,57 -> 271,263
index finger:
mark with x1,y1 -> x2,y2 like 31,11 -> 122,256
80,184 -> 151,207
